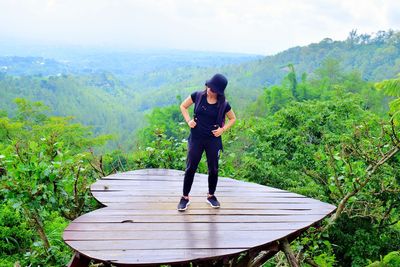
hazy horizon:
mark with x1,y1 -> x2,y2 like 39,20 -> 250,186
0,40 -> 264,58
1,0 -> 400,56
2,29 -> 398,61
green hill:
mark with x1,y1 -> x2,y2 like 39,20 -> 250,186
141,30 -> 400,111
1,30 -> 399,149
0,73 -> 142,150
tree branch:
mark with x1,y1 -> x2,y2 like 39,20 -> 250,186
279,239 -> 299,267
328,145 -> 399,225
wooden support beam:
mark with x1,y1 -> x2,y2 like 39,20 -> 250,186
280,238 -> 299,267
248,242 -> 280,267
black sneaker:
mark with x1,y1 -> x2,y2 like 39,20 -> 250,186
207,195 -> 220,208
177,197 -> 190,211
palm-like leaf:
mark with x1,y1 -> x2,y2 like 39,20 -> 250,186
375,73 -> 400,97
389,98 -> 400,111
376,74 -> 400,124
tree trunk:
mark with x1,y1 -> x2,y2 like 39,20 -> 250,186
25,208 -> 51,251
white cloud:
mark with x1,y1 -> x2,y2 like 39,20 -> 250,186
0,0 -> 399,55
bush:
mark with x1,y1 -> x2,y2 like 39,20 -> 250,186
0,202 -> 33,255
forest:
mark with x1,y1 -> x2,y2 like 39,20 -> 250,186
0,30 -> 399,266
1,30 -> 400,150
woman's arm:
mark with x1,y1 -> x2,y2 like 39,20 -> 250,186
212,109 -> 236,137
180,96 -> 197,128
222,109 -> 236,132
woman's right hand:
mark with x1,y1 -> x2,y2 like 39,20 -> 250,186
187,119 -> 197,128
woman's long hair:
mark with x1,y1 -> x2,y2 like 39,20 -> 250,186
198,89 -> 227,127
217,94 -> 227,127
202,88 -> 226,106
217,94 -> 226,108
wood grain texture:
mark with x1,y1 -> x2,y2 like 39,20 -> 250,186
63,168 -> 336,266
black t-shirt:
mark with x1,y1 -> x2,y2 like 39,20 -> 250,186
190,91 -> 231,138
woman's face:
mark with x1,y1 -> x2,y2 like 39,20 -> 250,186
206,86 -> 217,97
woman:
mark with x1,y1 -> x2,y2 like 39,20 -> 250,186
178,73 -> 236,211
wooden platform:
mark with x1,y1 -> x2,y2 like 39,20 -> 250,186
63,168 -> 336,266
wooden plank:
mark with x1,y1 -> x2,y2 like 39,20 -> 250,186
72,214 -> 327,223
91,183 -> 278,190
102,202 -> 336,210
101,175 -> 185,181
91,187 -> 288,194
66,232 -> 289,250
63,230 -> 292,241
94,176 -> 269,184
91,191 -> 307,198
92,196 -> 319,204
92,179 -> 268,187
90,184 -> 284,191
65,222 -> 313,231
87,208 -> 333,216
79,248 -> 246,265
97,175 -> 262,183
110,175 -> 254,183
125,169 -> 185,175
100,175 -> 240,182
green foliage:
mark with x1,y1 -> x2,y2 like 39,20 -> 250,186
295,226 -> 336,266
133,129 -> 187,170
0,99 -> 110,265
330,215 -> 400,266
1,30 -> 399,151
0,203 -> 73,267
235,95 -> 372,200
313,253 -> 336,267
0,202 -> 33,255
124,64 -> 399,266
2,32 -> 400,265
226,65 -> 398,265
136,105 -> 188,146
247,59 -> 387,118
0,74 -> 141,151
376,74 -> 400,97
1,99 -> 109,220
382,251 -> 400,266
27,211 -> 72,266
375,73 -> 400,123
91,60 -> 400,267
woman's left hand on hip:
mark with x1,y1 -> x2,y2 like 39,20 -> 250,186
212,127 -> 224,137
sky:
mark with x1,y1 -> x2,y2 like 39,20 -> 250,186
1,0 -> 400,56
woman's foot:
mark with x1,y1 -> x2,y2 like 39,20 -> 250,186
177,196 -> 190,211
206,194 -> 220,208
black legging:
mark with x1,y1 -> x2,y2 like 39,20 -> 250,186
183,135 -> 222,196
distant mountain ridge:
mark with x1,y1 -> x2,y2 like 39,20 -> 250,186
1,30 -> 399,149
0,49 -> 262,77
225,29 -> 400,88
125,30 -> 400,110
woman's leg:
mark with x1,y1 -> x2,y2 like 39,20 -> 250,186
183,137 -> 204,196
204,138 -> 221,195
